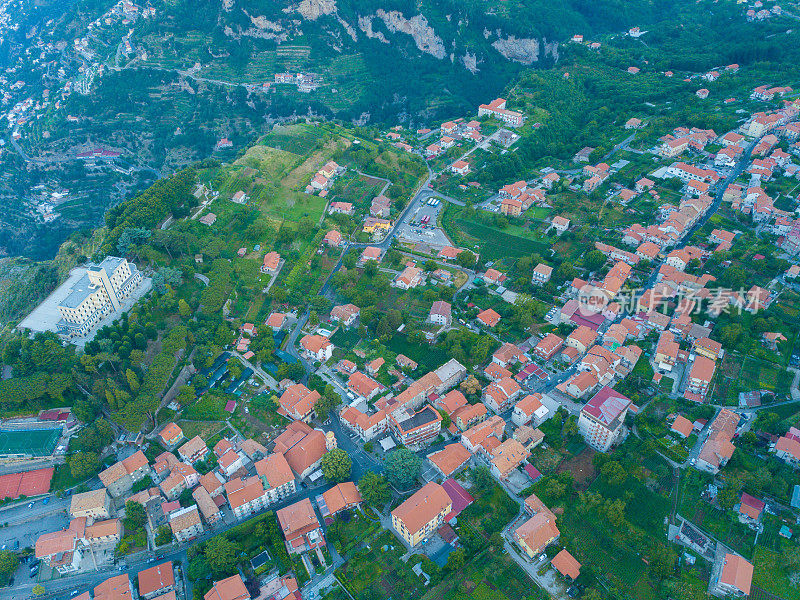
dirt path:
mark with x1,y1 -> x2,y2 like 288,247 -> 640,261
669,467 -> 681,524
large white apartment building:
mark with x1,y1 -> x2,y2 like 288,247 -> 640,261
57,257 -> 143,338
477,98 -> 524,127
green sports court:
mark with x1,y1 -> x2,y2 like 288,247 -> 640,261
0,427 -> 61,458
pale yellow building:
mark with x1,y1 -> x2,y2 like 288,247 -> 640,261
391,482 -> 451,547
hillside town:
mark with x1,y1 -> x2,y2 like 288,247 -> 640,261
4,6 -> 800,600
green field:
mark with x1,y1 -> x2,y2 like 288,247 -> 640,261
260,124 -> 326,155
452,218 -> 551,260
209,124 -> 339,225
235,145 -> 302,180
740,357 -> 793,395
333,172 -> 385,209
751,546 -> 799,599
0,427 -> 61,457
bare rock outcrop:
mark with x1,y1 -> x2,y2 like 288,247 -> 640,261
461,51 -> 478,73
491,35 -> 540,64
375,10 -> 446,59
296,0 -> 336,20
358,15 -> 388,43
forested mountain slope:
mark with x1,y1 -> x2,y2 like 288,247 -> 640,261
0,0 -> 795,260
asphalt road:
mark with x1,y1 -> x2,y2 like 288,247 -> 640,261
9,127 -> 767,599
1,473 -> 344,600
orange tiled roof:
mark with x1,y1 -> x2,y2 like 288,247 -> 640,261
391,482 -> 451,536
427,443 -> 471,476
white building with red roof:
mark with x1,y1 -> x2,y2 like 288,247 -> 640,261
577,387 -> 634,452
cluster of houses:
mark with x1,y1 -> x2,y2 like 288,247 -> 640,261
274,72 -> 319,93
631,94 -> 800,267
497,177 -> 557,216
746,4 -> 783,21
306,161 -> 345,197
339,358 -> 466,449
569,34 -> 602,51
424,118 -> 482,160
61,561 -> 301,600
420,97 -> 525,175
34,415 -> 345,576
657,126 -> 719,159
477,98 -> 525,128
325,190 -> 395,240
383,125 -> 414,153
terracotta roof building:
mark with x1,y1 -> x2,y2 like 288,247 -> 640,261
94,574 -> 133,600
169,505 -> 203,542
69,489 -> 110,523
225,476 -> 269,520
320,482 -> 362,517
716,554 -> 753,597
276,498 -> 326,554
138,562 -> 175,600
490,439 -> 530,479
99,450 -> 151,498
775,434 -> 800,466
177,436 -> 209,465
283,429 -> 328,479
330,303 -> 360,327
533,334 -> 564,361
159,423 -> 184,449
477,308 -> 501,328
696,409 -> 738,474
278,383 -> 321,422
461,415 -> 505,455
204,575 -> 250,600
347,371 -> 383,400
255,453 -> 297,502
427,443 -> 472,477
511,393 -> 549,427
192,486 -> 222,526
391,482 -> 452,547
266,312 -> 286,331
671,415 -> 694,438
551,549 -> 581,580
261,251 -> 281,274
577,386 -> 633,452
513,512 -> 560,558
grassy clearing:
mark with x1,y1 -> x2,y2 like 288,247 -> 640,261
451,218 -> 550,260
333,173 -> 384,209
751,546 -> 797,599
235,145 -> 301,179
559,507 -> 648,591
741,356 -> 793,395
336,531 -> 427,599
677,477 -> 757,558
176,419 -> 227,441
260,124 -> 326,155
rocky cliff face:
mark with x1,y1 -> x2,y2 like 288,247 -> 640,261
287,2 -> 558,68
490,35 -> 559,65
373,10 -> 447,60
296,0 -> 337,20
491,35 -> 539,65
358,15 -> 389,44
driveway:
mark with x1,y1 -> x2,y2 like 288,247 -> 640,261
502,537 -> 569,600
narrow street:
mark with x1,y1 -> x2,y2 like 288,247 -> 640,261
2,475 -> 343,600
